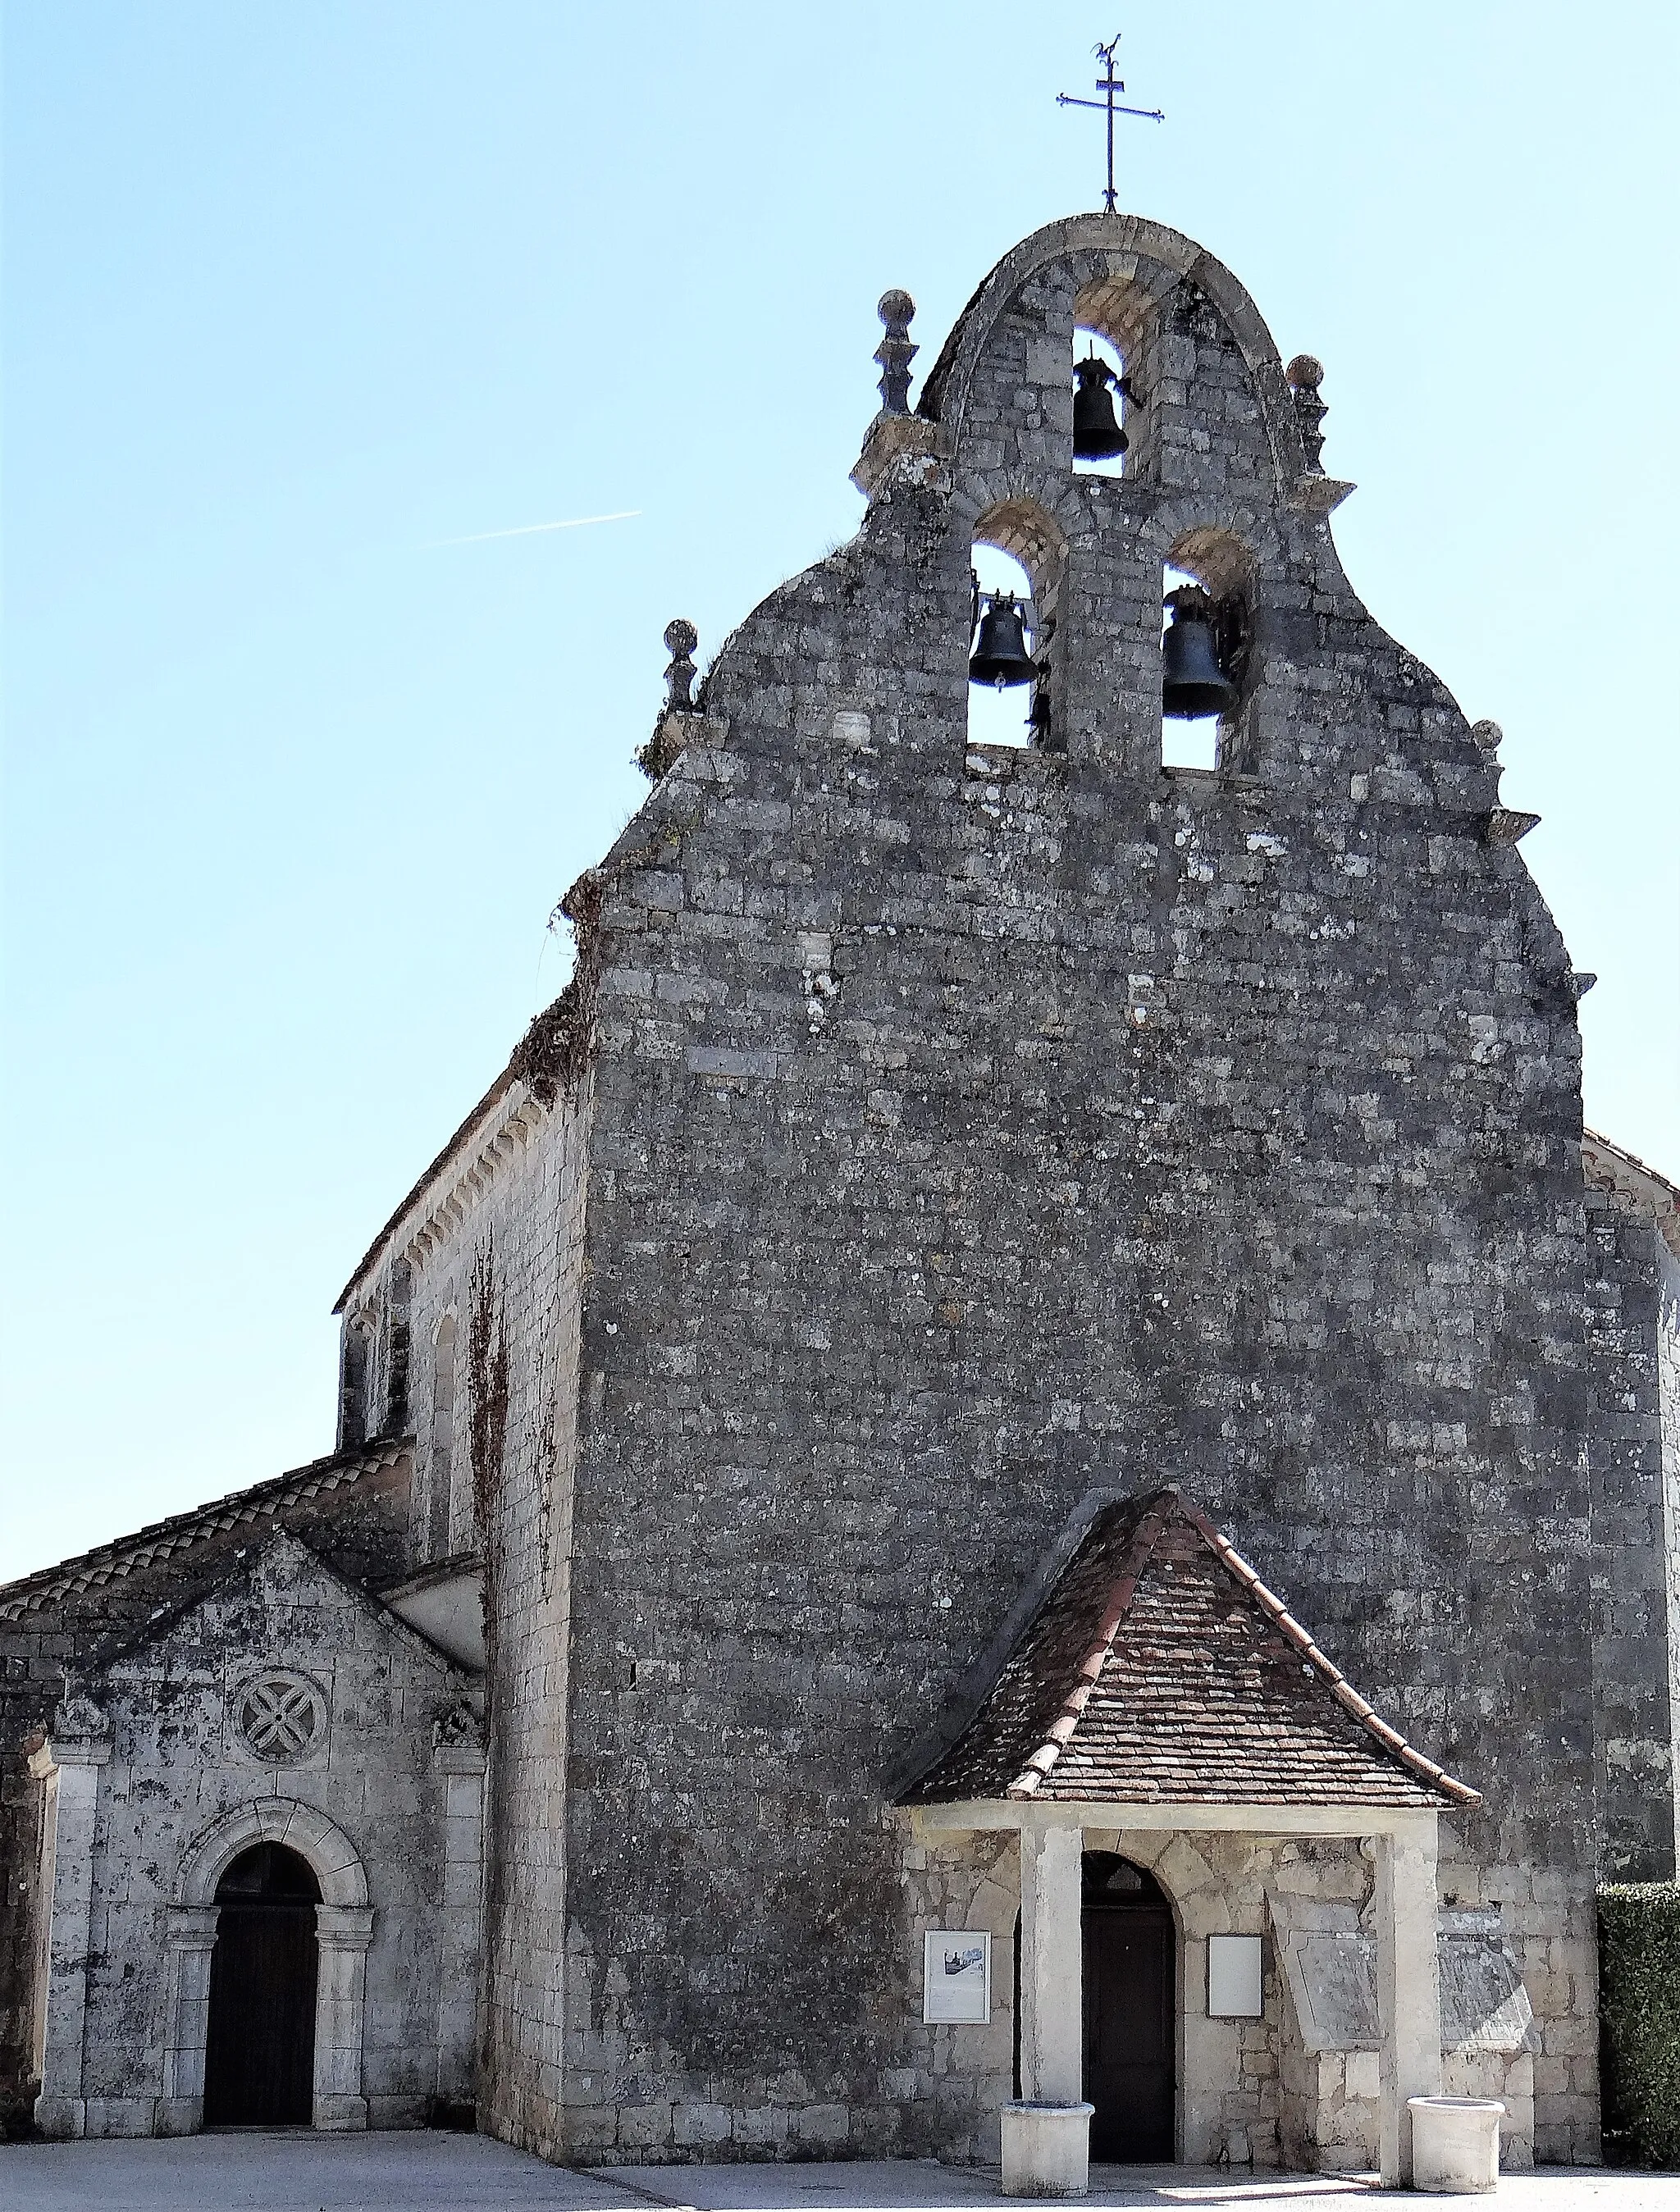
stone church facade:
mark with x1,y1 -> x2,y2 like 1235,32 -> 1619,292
2,211 -> 1676,2178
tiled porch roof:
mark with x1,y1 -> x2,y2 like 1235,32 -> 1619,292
902,1489 -> 1478,1810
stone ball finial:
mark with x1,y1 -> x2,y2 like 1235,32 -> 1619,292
1285,356 -> 1328,470
662,619 -> 699,714
1470,718 -> 1504,757
874,291 -> 918,417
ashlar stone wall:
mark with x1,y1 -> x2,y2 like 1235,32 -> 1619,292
0,1441 -> 415,2131
899,1826 -> 1541,2176
49,1532 -> 479,2133
332,1051 -> 593,2154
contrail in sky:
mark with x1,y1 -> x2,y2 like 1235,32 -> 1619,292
424,509 -> 641,548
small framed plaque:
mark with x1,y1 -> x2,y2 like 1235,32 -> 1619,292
923,1930 -> 992,2024
1208,1932 -> 1264,2018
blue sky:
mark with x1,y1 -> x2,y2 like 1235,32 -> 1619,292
3,2 -> 1675,1581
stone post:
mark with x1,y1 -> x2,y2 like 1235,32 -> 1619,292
28,1705 -> 112,2140
158,1905 -> 221,2133
1018,1813 -> 1084,2087
434,1708 -> 487,2109
1018,1822 -> 1084,2100
313,1905 -> 375,2131
1007,1822 -> 1093,2196
1376,1819 -> 1443,2185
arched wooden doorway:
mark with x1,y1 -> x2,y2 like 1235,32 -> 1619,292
1082,1851 -> 1176,2160
203,1842 -> 321,2125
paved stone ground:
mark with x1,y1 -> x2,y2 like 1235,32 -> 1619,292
1,2141 -> 1676,2212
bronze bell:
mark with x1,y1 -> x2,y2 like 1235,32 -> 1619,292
969,591 -> 1037,690
1072,353 -> 1127,460
1162,592 -> 1239,719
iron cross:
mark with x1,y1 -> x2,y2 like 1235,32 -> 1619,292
1057,34 -> 1163,213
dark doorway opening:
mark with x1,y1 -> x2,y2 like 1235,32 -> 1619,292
1083,1851 -> 1176,2161
203,1842 -> 320,2127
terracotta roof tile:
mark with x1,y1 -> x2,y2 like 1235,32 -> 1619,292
902,1489 -> 1478,1810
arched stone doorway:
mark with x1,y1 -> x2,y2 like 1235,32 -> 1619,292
159,1799 -> 373,2135
203,1843 -> 320,2126
1082,1851 -> 1175,2160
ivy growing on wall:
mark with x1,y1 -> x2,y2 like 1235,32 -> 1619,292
468,1238 -> 509,1542
1599,1882 -> 1680,2168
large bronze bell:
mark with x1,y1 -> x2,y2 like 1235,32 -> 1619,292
1162,591 -> 1239,719
969,591 -> 1037,689
1072,353 -> 1127,460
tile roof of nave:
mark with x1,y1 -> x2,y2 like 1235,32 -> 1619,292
0,1436 -> 410,1621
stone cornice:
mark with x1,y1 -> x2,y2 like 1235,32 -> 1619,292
334,1076 -> 552,1315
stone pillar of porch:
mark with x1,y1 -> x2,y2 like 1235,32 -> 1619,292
1017,1821 -> 1084,2100
1375,1820 -> 1443,2185
158,1905 -> 221,2133
313,1905 -> 375,2131
1007,1822 -> 1092,2197
433,1713 -> 486,2111
28,1716 -> 112,2141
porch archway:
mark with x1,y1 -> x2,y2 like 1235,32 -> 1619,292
1082,1851 -> 1175,2160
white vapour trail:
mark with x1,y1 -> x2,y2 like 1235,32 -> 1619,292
424,510 -> 641,547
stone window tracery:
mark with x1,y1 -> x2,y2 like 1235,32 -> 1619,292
233,1671 -> 328,1764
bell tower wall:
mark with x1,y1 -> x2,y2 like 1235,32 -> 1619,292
482,214 -> 1618,2167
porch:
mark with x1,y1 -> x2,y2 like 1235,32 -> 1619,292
897,1489 -> 1486,2187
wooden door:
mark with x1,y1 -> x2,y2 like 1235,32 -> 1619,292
203,1844 -> 319,2126
1084,1899 -> 1175,2160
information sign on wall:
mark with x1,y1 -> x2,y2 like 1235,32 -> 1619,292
922,1930 -> 991,2023
1207,1932 -> 1264,2018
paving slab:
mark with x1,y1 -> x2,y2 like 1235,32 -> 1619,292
0,2128 -> 622,2210
1,2141 -> 1676,2212
603,2161 -> 1680,2212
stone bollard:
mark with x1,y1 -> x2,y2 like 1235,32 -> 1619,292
1000,2100 -> 1095,2197
1408,2096 -> 1505,2192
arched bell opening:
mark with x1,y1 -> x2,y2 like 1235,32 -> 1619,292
1082,1852 -> 1176,2162
203,1843 -> 322,2128
968,544 -> 1038,751
968,500 -> 1068,754
1071,327 -> 1132,477
1159,531 -> 1255,773
1073,276 -> 1157,480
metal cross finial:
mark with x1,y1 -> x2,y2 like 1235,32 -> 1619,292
1057,34 -> 1163,213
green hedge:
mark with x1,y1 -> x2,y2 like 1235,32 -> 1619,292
1599,1883 -> 1680,2168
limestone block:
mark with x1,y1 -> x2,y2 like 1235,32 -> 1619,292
673,2100 -> 733,2146
1345,2050 -> 1381,2101
795,2101 -> 850,2144
733,2105 -> 790,2146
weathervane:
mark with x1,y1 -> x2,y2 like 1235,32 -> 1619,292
1057,34 -> 1163,213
